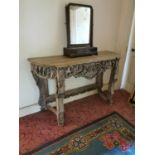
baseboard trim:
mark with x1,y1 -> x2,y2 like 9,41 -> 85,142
19,104 -> 40,117
19,90 -> 97,117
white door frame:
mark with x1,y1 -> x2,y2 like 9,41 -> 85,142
121,11 -> 135,91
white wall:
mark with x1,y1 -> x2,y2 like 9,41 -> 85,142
19,0 -> 134,117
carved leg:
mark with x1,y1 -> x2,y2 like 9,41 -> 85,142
108,59 -> 119,103
32,72 -> 49,111
96,72 -> 112,101
96,72 -> 107,101
56,69 -> 65,126
96,72 -> 103,92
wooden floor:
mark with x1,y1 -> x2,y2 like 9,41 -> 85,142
19,89 -> 135,154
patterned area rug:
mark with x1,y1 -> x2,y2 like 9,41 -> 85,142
25,112 -> 135,155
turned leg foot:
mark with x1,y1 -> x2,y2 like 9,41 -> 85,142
57,112 -> 64,126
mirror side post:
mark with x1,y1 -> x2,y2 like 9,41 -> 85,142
90,6 -> 93,47
66,4 -> 70,48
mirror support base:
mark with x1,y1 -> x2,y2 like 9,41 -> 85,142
63,47 -> 98,58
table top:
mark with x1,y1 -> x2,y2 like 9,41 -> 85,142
28,51 -> 120,67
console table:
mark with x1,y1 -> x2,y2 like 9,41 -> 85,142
28,51 -> 120,126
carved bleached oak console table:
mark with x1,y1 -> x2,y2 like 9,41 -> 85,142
28,51 -> 120,126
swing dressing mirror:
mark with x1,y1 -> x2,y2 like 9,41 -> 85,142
64,3 -> 97,57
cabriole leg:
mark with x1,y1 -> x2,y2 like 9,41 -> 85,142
32,72 -> 49,111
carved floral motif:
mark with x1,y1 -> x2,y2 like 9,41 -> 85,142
31,58 -> 119,80
31,64 -> 57,79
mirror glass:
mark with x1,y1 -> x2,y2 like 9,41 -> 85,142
70,6 -> 91,44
